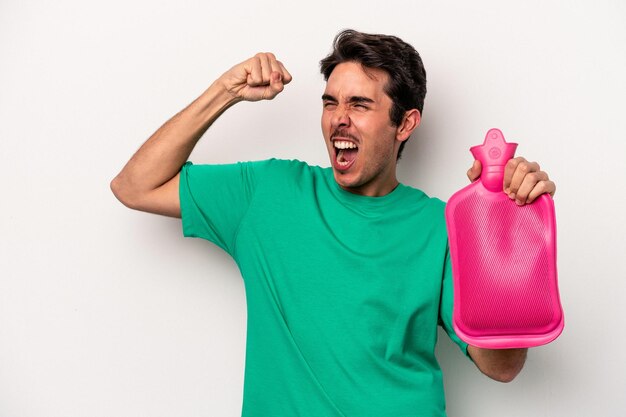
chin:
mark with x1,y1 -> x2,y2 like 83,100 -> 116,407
333,170 -> 361,190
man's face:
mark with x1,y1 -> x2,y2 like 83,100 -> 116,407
321,62 -> 405,197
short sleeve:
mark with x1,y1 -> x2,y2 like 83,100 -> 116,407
439,246 -> 471,358
179,161 -> 261,255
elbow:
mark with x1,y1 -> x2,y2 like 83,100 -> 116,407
484,355 -> 526,383
110,175 -> 139,209
469,346 -> 527,383
488,366 -> 523,383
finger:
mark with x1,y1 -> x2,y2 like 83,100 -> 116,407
247,55 -> 264,86
263,71 -> 285,100
278,61 -> 293,84
257,53 -> 273,85
466,159 -> 482,182
505,158 -> 540,197
266,54 -> 292,86
503,157 -> 525,194
268,53 -> 282,76
526,180 -> 556,204
267,55 -> 284,98
513,170 -> 549,205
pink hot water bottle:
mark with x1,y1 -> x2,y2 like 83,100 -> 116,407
445,128 -> 564,348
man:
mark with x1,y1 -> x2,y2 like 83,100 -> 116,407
112,30 -> 555,416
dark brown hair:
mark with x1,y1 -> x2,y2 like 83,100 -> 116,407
320,29 -> 426,159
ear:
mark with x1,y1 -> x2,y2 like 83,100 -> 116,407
396,109 -> 421,142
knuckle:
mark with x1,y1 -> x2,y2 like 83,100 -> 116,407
534,181 -> 547,193
506,159 -> 519,171
519,163 -> 530,173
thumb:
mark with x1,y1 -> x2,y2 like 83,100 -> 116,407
264,71 -> 284,99
466,159 -> 482,183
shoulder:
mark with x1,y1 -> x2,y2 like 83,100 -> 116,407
233,159 -> 329,195
245,158 -> 314,171
243,158 -> 321,180
398,185 -> 449,235
402,184 -> 446,214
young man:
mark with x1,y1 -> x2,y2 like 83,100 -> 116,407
111,30 -> 555,416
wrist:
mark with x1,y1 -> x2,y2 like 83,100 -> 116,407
192,80 -> 242,123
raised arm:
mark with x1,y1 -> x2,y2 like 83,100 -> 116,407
110,53 -> 292,217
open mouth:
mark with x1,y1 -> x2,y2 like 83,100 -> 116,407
333,140 -> 358,169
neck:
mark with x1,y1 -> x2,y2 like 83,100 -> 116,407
340,177 -> 399,197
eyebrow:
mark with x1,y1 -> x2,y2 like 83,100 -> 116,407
321,94 -> 375,104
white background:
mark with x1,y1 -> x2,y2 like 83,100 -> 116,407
1,1 -> 625,416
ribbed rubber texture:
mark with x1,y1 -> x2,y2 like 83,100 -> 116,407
452,191 -> 553,334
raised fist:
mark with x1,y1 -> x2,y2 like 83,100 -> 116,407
220,52 -> 292,102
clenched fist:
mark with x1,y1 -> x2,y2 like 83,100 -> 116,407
220,52 -> 292,102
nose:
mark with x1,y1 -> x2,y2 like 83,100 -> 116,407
331,104 -> 351,129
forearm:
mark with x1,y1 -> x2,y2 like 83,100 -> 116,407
111,53 -> 290,216
467,345 -> 527,383
111,80 -> 239,204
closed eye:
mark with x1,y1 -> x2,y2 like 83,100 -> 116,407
349,96 -> 374,110
321,94 -> 373,110
322,94 -> 337,108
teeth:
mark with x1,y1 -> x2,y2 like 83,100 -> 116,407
333,140 -> 357,149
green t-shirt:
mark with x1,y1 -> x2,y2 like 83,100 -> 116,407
179,158 -> 468,417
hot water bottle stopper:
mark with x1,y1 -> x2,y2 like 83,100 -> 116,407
445,128 -> 564,348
